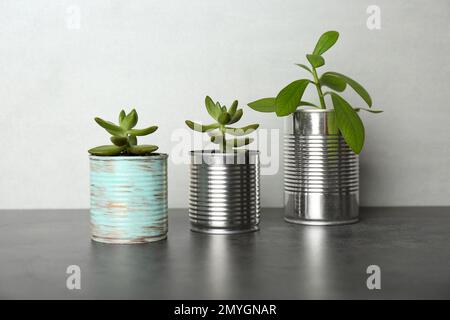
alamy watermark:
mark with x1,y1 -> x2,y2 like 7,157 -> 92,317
66,265 -> 81,290
366,5 -> 381,30
170,127 -> 280,176
366,265 -> 381,290
66,5 -> 81,30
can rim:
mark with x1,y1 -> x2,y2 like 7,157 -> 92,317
89,153 -> 168,160
294,108 -> 334,113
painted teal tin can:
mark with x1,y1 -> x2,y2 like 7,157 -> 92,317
90,154 -> 168,244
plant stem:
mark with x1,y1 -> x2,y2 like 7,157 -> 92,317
312,67 -> 326,109
220,125 -> 226,152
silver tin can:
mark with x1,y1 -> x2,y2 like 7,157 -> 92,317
90,154 -> 168,244
284,109 -> 359,225
189,150 -> 260,234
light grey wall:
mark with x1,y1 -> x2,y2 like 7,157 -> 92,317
1,0 -> 449,209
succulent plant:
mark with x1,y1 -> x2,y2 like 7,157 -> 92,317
185,96 -> 259,152
248,30 -> 382,154
88,109 -> 159,156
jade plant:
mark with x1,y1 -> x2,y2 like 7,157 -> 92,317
185,96 -> 259,152
88,109 -> 159,156
248,30 -> 382,154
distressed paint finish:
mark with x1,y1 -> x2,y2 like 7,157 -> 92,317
90,154 -> 168,244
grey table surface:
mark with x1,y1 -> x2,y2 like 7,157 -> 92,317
0,207 -> 449,300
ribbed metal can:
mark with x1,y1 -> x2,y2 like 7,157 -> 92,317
284,109 -> 359,225
90,154 -> 168,244
189,150 -> 260,234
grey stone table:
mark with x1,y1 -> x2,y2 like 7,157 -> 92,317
0,208 -> 449,299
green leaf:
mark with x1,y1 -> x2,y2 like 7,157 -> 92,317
228,100 -> 238,116
306,54 -> 325,68
225,124 -> 259,136
218,112 -> 231,125
110,136 -> 128,146
275,79 -> 310,116
326,72 -> 372,107
119,110 -> 126,125
211,136 -> 252,147
128,135 -> 137,146
331,93 -> 365,154
320,72 -> 347,92
205,96 -> 221,120
226,137 -> 254,148
354,107 -> 383,113
299,101 -> 320,108
313,31 -> 339,55
88,145 -> 125,156
228,109 -> 243,124
128,126 -> 158,136
121,109 -> 138,130
326,110 -> 339,134
247,98 -> 276,113
127,145 -> 159,155
295,63 -> 313,74
95,117 -> 124,136
185,120 -> 220,132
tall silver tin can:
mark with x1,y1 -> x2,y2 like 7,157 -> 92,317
284,109 -> 359,225
189,150 -> 260,234
90,154 -> 168,244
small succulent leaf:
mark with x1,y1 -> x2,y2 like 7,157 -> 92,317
121,109 -> 138,130
227,109 -> 243,124
228,100 -> 238,116
110,136 -> 128,146
306,54 -> 325,68
225,124 -> 259,136
226,137 -> 254,147
221,106 -> 227,112
331,93 -> 365,154
185,120 -> 220,132
127,145 -> 159,155
247,98 -> 276,113
313,31 -> 339,55
354,107 -> 383,113
275,79 -> 310,116
128,126 -> 158,136
320,72 -> 347,92
326,72 -> 372,107
295,63 -> 313,74
119,110 -> 126,125
218,112 -> 231,125
128,135 -> 137,146
95,117 -> 124,136
88,145 -> 125,156
205,96 -> 221,121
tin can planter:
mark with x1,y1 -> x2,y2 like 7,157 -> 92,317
90,154 -> 168,244
189,150 -> 260,234
284,109 -> 359,225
